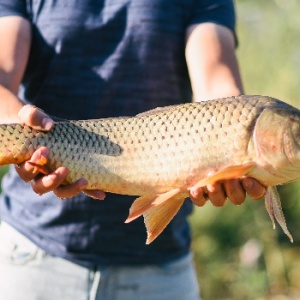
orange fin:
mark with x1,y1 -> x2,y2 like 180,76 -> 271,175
192,163 -> 256,189
125,188 -> 181,223
27,155 -> 51,175
125,195 -> 157,223
145,194 -> 185,244
136,104 -> 177,117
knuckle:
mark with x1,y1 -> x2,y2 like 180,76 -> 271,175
190,194 -> 206,207
211,201 -> 225,207
230,194 -> 245,205
53,190 -> 68,200
54,183 -> 79,198
30,182 -> 44,195
227,188 -> 244,202
26,106 -> 38,119
19,105 -> 48,128
210,196 -> 226,207
250,191 -> 265,201
225,180 -> 246,205
15,168 -> 32,182
247,183 -> 266,200
19,105 -> 36,120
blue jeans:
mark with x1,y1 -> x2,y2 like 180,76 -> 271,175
0,222 -> 200,300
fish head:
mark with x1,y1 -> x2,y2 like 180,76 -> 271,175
253,102 -> 300,184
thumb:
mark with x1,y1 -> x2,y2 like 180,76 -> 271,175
18,105 -> 54,131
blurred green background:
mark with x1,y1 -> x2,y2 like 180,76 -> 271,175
190,0 -> 300,299
0,0 -> 300,299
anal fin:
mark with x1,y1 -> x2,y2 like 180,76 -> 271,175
27,154 -> 52,175
125,188 -> 181,223
192,162 -> 255,189
144,194 -> 185,244
125,188 -> 186,244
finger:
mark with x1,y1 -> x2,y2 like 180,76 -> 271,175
224,179 -> 246,205
242,177 -> 266,200
31,166 -> 69,195
53,179 -> 90,199
206,182 -> 227,207
15,147 -> 50,182
189,186 -> 208,207
83,189 -> 106,200
18,105 -> 54,130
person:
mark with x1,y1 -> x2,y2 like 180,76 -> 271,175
0,1 -> 266,299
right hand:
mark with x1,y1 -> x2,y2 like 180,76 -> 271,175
189,177 -> 266,207
15,105 -> 106,200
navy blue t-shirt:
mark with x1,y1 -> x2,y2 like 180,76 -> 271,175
0,0 -> 236,267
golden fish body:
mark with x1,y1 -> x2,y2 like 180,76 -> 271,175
1,95 -> 300,243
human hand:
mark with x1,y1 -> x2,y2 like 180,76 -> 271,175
15,105 -> 106,200
189,177 -> 266,207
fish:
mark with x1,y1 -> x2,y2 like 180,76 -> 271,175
0,95 -> 299,244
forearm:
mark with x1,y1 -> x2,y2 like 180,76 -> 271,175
185,22 -> 266,206
0,85 -> 25,123
0,16 -> 31,123
185,22 -> 244,101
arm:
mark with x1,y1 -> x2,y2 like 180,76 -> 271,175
0,16 -> 105,199
185,23 -> 266,206
186,22 -> 243,101
0,16 -> 30,121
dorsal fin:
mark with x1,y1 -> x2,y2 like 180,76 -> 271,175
136,104 -> 178,117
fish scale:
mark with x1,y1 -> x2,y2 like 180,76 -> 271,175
0,95 -> 299,243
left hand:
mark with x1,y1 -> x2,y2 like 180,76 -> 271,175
16,105 -> 106,200
189,177 -> 266,207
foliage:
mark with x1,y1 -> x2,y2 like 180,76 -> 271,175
190,0 -> 300,299
0,166 -> 8,192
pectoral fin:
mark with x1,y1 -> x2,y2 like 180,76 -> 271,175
27,154 -> 52,175
265,186 -> 293,242
192,163 -> 255,189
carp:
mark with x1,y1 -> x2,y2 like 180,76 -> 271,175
0,95 -> 299,243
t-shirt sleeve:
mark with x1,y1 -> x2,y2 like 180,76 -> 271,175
186,0 -> 236,33
0,0 -> 29,19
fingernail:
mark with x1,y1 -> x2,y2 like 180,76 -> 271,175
42,117 -> 54,130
